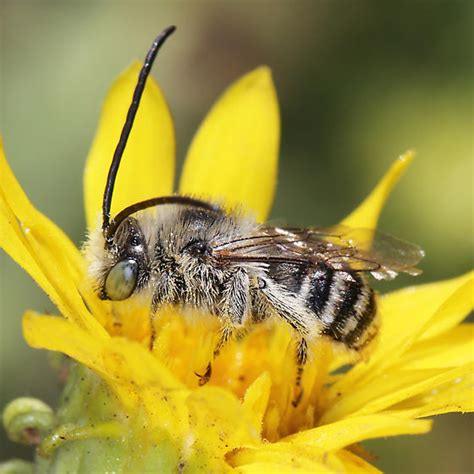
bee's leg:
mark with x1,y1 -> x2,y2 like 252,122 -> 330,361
196,270 -> 250,385
149,306 -> 158,351
292,338 -> 308,408
195,362 -> 212,386
255,278 -> 310,406
194,320 -> 234,386
149,294 -> 164,351
216,269 -> 250,357
213,322 -> 235,358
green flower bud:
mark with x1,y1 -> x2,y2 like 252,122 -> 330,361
2,398 -> 55,445
0,459 -> 34,474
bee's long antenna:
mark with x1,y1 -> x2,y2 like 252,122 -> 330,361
102,25 -> 176,236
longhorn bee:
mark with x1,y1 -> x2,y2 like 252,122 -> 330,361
86,26 -> 424,404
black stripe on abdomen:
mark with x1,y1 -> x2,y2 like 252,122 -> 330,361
330,275 -> 363,331
307,266 -> 334,315
345,290 -> 377,349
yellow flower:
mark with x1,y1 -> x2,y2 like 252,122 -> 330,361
1,63 -> 473,473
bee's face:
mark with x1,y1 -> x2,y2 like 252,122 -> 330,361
98,217 -> 149,301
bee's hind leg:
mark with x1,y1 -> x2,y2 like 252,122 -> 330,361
292,338 -> 308,408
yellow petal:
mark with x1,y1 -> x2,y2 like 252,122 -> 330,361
180,67 -> 280,222
419,272 -> 474,340
341,151 -> 414,230
334,450 -> 382,474
23,312 -> 108,375
396,324 -> 474,370
321,364 -> 472,423
229,443 -> 329,473
187,386 -> 259,459
375,271 -> 473,366
233,417 -> 423,473
84,62 -> 175,230
392,368 -> 474,417
235,463 -> 331,474
23,311 -> 189,422
0,145 -> 106,336
283,414 -> 431,451
241,372 -> 272,437
104,338 -> 185,392
331,271 -> 473,398
102,338 -> 188,431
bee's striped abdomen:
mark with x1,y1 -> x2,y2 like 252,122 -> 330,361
307,266 -> 377,350
307,267 -> 334,315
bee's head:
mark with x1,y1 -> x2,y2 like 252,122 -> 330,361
87,26 -> 175,301
86,217 -> 148,301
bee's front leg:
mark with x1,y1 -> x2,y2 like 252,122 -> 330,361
148,303 -> 160,351
149,288 -> 168,351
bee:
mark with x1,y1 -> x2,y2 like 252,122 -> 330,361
86,26 -> 424,404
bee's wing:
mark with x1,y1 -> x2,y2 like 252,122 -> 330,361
213,224 -> 424,280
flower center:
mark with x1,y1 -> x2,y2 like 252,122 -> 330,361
102,300 -> 344,441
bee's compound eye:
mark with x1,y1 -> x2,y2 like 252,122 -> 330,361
104,259 -> 138,301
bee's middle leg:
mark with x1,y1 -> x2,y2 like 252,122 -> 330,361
196,269 -> 250,386
214,322 -> 235,357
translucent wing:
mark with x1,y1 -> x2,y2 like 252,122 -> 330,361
213,224 -> 424,280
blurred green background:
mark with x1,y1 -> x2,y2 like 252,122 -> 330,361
0,1 -> 472,472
